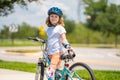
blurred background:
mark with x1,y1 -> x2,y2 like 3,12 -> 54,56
0,0 -> 120,48
0,1 -> 120,80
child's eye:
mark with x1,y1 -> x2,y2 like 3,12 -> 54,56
51,15 -> 54,17
55,16 -> 59,18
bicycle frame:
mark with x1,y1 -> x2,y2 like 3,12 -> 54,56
43,50 -> 50,65
40,43 -> 83,80
55,61 -> 82,80
29,37 -> 95,80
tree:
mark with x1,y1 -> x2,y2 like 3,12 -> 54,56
82,0 -> 107,45
0,22 -> 38,44
64,19 -> 75,34
0,22 -> 38,39
83,0 -> 120,47
0,25 -> 10,38
83,0 -> 107,31
16,22 -> 38,38
0,0 -> 39,16
95,4 -> 120,47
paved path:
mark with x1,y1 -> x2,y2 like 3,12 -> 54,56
0,69 -> 35,80
74,47 -> 120,70
0,47 -> 120,80
0,47 -> 43,80
0,47 -> 120,70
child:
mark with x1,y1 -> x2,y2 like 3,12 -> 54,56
46,7 -> 73,80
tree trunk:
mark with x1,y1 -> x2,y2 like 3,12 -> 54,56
114,34 -> 118,48
11,33 -> 14,45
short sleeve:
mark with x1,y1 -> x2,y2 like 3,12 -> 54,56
57,25 -> 66,34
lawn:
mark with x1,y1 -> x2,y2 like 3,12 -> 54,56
0,60 -> 120,80
0,39 -> 40,46
0,39 -> 120,48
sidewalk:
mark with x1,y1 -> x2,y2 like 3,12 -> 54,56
0,69 -> 35,80
0,47 -> 46,80
0,68 -> 48,80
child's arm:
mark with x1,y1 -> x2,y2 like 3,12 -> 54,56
61,33 -> 71,49
61,33 -> 68,44
60,33 -> 76,59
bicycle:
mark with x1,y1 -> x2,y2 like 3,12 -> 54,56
28,37 -> 95,80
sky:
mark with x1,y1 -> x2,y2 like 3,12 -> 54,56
0,0 -> 120,29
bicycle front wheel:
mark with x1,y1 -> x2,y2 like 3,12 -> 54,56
35,62 -> 45,80
67,62 -> 95,80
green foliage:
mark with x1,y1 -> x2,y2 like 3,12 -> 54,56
0,25 -> 10,38
16,22 -> 38,38
67,23 -> 120,44
0,22 -> 120,46
0,22 -> 38,39
0,0 -> 39,16
64,19 -> 75,34
83,0 -> 107,31
83,0 -> 120,47
84,0 -> 107,14
95,4 -> 120,47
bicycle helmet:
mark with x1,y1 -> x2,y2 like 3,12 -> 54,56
48,7 -> 63,17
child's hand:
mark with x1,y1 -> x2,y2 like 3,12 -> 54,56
60,47 -> 75,60
68,48 -> 76,58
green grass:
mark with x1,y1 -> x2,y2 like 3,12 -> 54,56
71,44 -> 120,48
94,70 -> 120,80
1,23 -> 120,47
0,39 -> 40,46
6,49 -> 41,53
0,60 -> 120,80
0,39 -> 120,48
0,60 -> 36,73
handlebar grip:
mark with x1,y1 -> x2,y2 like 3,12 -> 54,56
68,49 -> 76,57
28,37 -> 46,43
60,50 -> 76,60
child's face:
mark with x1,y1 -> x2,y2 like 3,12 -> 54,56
49,14 -> 60,25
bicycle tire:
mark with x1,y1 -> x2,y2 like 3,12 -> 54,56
35,65 -> 40,80
35,62 -> 45,80
66,62 -> 95,80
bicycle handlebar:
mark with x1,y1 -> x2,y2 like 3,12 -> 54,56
28,37 -> 46,43
60,49 -> 76,60
28,37 -> 76,60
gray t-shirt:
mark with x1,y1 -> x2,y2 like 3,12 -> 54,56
47,25 -> 66,55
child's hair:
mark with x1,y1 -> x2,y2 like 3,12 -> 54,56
46,16 -> 65,27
